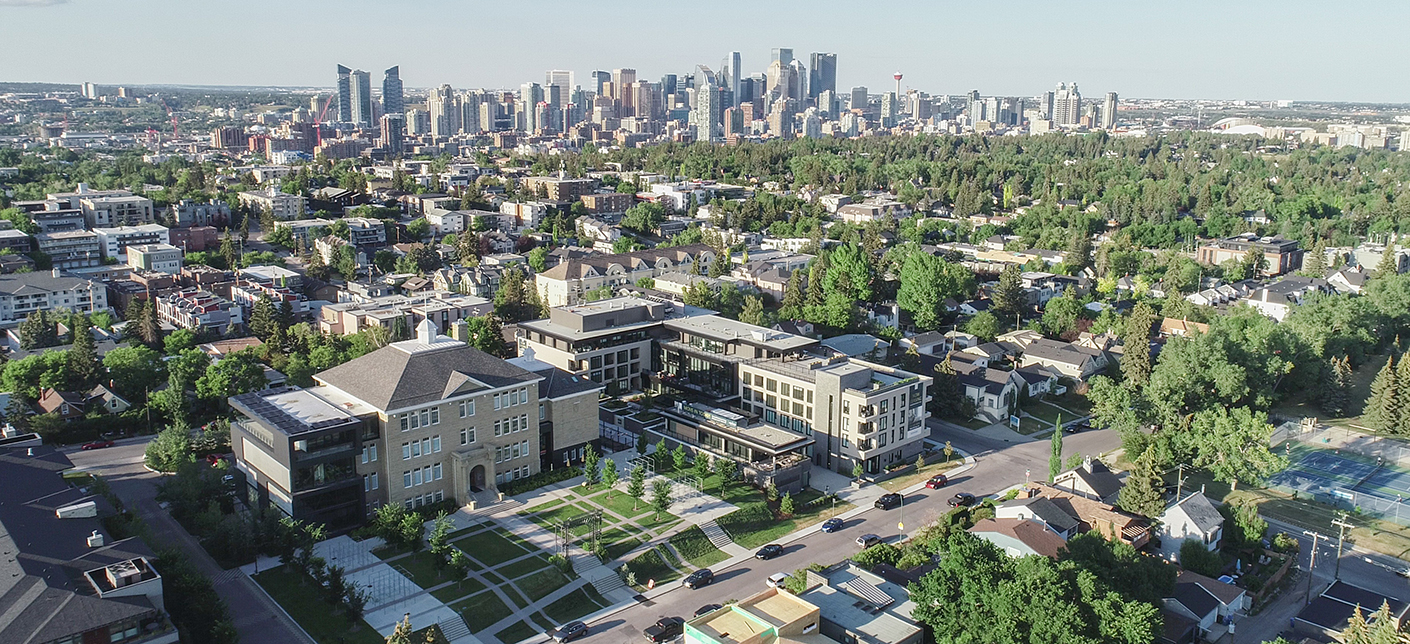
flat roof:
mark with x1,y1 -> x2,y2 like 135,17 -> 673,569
664,314 -> 816,351
232,387 -> 359,436
519,315 -> 661,343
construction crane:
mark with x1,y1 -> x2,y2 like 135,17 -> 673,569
314,94 -> 335,147
159,98 -> 178,138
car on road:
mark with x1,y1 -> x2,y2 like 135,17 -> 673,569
948,492 -> 977,508
820,518 -> 844,533
1064,419 -> 1091,433
855,533 -> 881,548
874,493 -> 904,510
81,440 -> 115,450
755,544 -> 784,560
643,616 -> 685,642
553,621 -> 588,642
766,572 -> 790,588
925,474 -> 949,489
694,604 -> 722,618
682,568 -> 714,589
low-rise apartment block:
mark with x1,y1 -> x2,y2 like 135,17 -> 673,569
535,244 -> 716,306
156,288 -> 242,331
318,292 -> 492,336
1197,233 -> 1303,277
127,243 -> 183,274
516,296 -> 668,395
171,199 -> 231,228
95,224 -> 170,259
238,189 -> 307,221
36,230 -> 102,269
79,194 -> 156,228
0,270 -> 107,322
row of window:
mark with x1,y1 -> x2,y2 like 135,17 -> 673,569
363,473 -> 379,491
360,444 -> 378,464
399,406 -> 441,431
405,490 -> 444,509
494,414 -> 530,437
495,440 -> 531,463
458,400 -> 476,418
749,373 -> 813,403
495,465 -> 531,486
745,388 -> 813,420
460,428 -> 477,445
402,436 -> 442,460
403,463 -> 444,488
494,388 -> 530,410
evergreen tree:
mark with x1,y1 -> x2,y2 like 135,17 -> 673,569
1066,231 -> 1093,273
1305,239 -> 1327,275
1320,356 -> 1352,417
779,491 -> 794,517
993,264 -> 1027,324
1365,355 -> 1400,432
1049,417 -> 1064,482
248,296 -> 278,340
137,300 -> 161,347
1396,355 -> 1410,435
929,354 -> 966,419
739,295 -> 767,327
1376,244 -> 1400,277
67,315 -> 99,389
1117,450 -> 1166,519
18,311 -> 57,351
1120,302 -> 1157,387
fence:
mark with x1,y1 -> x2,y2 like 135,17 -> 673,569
1268,419 -> 1410,527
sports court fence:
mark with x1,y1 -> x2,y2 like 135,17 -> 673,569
1268,419 -> 1410,527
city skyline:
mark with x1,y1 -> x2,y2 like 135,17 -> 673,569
3,0 -> 1410,102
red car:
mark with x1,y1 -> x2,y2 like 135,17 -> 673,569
206,454 -> 232,466
81,440 -> 115,450
925,474 -> 949,489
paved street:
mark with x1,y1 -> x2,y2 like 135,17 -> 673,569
569,420 -> 1121,643
64,437 -> 316,644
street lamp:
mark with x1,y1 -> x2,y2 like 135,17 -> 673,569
898,494 -> 905,532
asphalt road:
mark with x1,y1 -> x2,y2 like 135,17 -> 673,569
572,421 -> 1122,643
64,436 -> 317,644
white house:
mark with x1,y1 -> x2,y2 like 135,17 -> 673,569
1156,492 -> 1224,563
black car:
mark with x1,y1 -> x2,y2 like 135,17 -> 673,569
948,492 -> 976,507
694,604 -> 723,618
554,621 -> 588,642
644,616 -> 685,642
755,544 -> 784,560
820,518 -> 844,533
874,493 -> 904,510
1064,419 -> 1092,433
682,568 -> 714,589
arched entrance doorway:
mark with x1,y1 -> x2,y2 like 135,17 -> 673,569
470,465 -> 486,492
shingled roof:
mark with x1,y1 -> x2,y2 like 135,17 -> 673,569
538,244 -> 714,281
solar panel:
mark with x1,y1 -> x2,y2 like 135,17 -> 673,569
842,579 -> 894,609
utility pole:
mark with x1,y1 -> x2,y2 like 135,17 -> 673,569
1174,463 -> 1187,500
1302,530 -> 1326,604
1332,513 -> 1354,580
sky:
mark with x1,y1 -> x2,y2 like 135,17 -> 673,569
3,0 -> 1409,103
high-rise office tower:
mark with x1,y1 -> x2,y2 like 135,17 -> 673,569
349,69 -> 373,128
460,91 -> 483,134
818,89 -> 837,117
729,51 -> 742,107
591,71 -> 612,96
1052,83 -> 1081,126
850,86 -> 868,111
772,48 -> 793,66
738,77 -> 757,105
967,90 -> 984,122
429,84 -> 458,137
809,53 -> 836,99
336,65 -> 353,123
661,74 -> 678,98
81,82 -> 98,99
382,66 -> 403,119
1102,92 -> 1118,130
694,66 -> 721,142
405,109 -> 430,135
520,83 -> 545,131
880,93 -> 897,127
379,114 -> 404,155
1041,90 -> 1056,120
545,69 -> 573,114
613,68 -> 637,116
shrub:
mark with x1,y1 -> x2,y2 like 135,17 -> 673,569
1180,539 -> 1224,578
500,466 -> 581,497
852,543 -> 902,569
670,527 -> 721,562
1271,532 -> 1300,554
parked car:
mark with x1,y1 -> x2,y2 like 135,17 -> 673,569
874,493 -> 904,510
1064,419 -> 1091,433
766,572 -> 790,588
644,616 -> 685,642
694,604 -> 723,618
206,453 -> 231,466
925,474 -> 949,489
820,518 -> 844,533
855,533 -> 881,548
682,568 -> 714,589
81,440 -> 115,450
755,544 -> 784,560
554,621 -> 588,642
948,492 -> 977,507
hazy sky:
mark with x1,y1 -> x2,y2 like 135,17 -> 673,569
3,0 -> 1408,103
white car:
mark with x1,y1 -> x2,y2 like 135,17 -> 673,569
766,572 -> 790,589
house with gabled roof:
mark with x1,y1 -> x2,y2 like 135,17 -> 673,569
1052,457 -> 1124,504
968,517 -> 1069,558
1156,492 -> 1224,563
535,243 -> 717,306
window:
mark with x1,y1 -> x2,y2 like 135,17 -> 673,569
414,469 -> 423,486
880,400 -> 889,413
412,441 -> 422,458
520,387 -> 528,403
807,390 -> 813,403
766,379 -> 777,392
433,463 -> 442,481
370,473 -> 378,490
405,499 -> 413,509
369,445 -> 377,462
403,472 -> 412,488
362,447 -> 369,464
364,475 -> 370,492
461,428 -> 475,445
432,436 -> 441,453
792,401 -> 804,416
521,414 -> 529,430
512,442 -> 521,459
459,400 -> 475,417
539,403 -> 545,420
522,439 -> 530,457
430,408 -> 440,424
494,420 -> 502,437
494,394 -> 502,410
511,417 -> 519,433
400,415 -> 409,432
843,436 -> 850,447
402,443 -> 411,460
843,418 -> 850,431
434,490 -> 444,502
843,401 -> 850,414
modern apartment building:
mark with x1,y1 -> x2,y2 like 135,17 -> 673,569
1197,233 -> 1304,277
274,218 -> 335,245
170,199 -> 231,228
94,224 -> 170,259
317,292 -> 492,336
238,189 -> 307,221
516,296 -> 668,395
36,230 -> 102,269
230,321 -> 601,528
534,244 -> 716,306
657,312 -> 818,399
520,175 -> 597,203
79,195 -> 156,228
127,243 -> 183,274
0,270 -> 107,322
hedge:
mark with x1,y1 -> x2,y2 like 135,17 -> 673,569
499,466 -> 581,497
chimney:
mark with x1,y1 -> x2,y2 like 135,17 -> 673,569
1082,457 -> 1094,473
52,268 -> 61,278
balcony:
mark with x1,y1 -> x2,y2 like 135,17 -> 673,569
856,421 -> 875,435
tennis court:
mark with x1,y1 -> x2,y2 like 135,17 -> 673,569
1268,443 -> 1410,505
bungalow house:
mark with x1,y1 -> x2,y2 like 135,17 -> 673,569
36,388 -> 87,422
1052,458 -> 1124,504
995,495 -> 1082,539
1240,275 -> 1329,322
1163,581 -> 1220,636
1017,338 -> 1109,381
958,298 -> 992,316
1326,266 -> 1369,295
963,342 -> 1016,364
1176,570 -> 1250,620
1014,365 -> 1062,398
899,331 -> 950,356
86,384 -> 131,414
968,518 -> 1068,558
1011,483 -> 1151,549
1157,318 -> 1210,339
1156,492 -> 1224,563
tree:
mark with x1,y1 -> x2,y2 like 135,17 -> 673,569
943,440 -> 955,463
1187,406 -> 1286,486
1121,302 -> 1158,387
1320,356 -> 1352,417
739,296 -> 767,327
779,491 -> 795,517
164,328 -> 199,355
463,315 -> 509,356
897,252 -> 975,330
1219,496 -> 1267,548
1067,231 -> 1093,273
693,452 -> 711,482
386,613 -> 415,644
448,549 -> 473,585
1041,288 -> 1083,339
992,264 -> 1027,323
672,444 -> 687,472
650,478 -> 672,519
399,512 -> 424,552
582,444 -> 601,486
779,270 -> 806,321
1377,244 -> 1400,277
427,513 -> 453,570
1179,539 -> 1223,577
1057,532 -> 1175,604
67,316 -> 99,389
627,464 -> 647,511
249,296 -> 279,340
766,481 -> 779,503
1049,418 -> 1064,482
145,425 -> 194,473
406,218 -> 430,240
602,457 -> 619,497
103,345 -> 166,400
1305,239 -> 1327,275
1117,451 -> 1165,519
965,310 -> 1000,342
1366,355 -> 1401,433
715,458 -> 737,496
1396,356 -> 1410,436
18,310 -> 57,350
196,350 -> 267,402
655,438 -> 668,470
635,430 -> 648,455
852,461 -> 865,480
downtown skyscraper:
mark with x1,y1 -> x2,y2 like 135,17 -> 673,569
336,65 -> 352,123
349,69 -> 374,127
808,52 -> 836,99
382,66 -> 404,119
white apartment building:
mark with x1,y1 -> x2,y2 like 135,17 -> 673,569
535,244 -> 716,307
35,231 -> 102,269
0,270 -> 107,322
425,209 -> 465,236
273,218 -> 335,245
94,224 -> 170,259
79,195 -> 156,228
238,189 -> 307,221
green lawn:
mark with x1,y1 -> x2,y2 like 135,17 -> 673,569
453,529 -> 530,567
450,590 -> 514,633
718,490 -> 841,549
395,550 -> 455,590
635,512 -> 679,532
668,526 -> 728,569
625,547 -> 680,588
582,488 -> 651,520
516,567 -> 572,602
372,543 -> 412,560
500,583 -> 531,609
254,568 -> 383,644
495,620 -> 540,644
880,460 -> 962,492
496,554 -> 551,581
430,576 -> 485,603
1023,401 -> 1071,425
601,527 -> 642,561
543,588 -> 609,625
